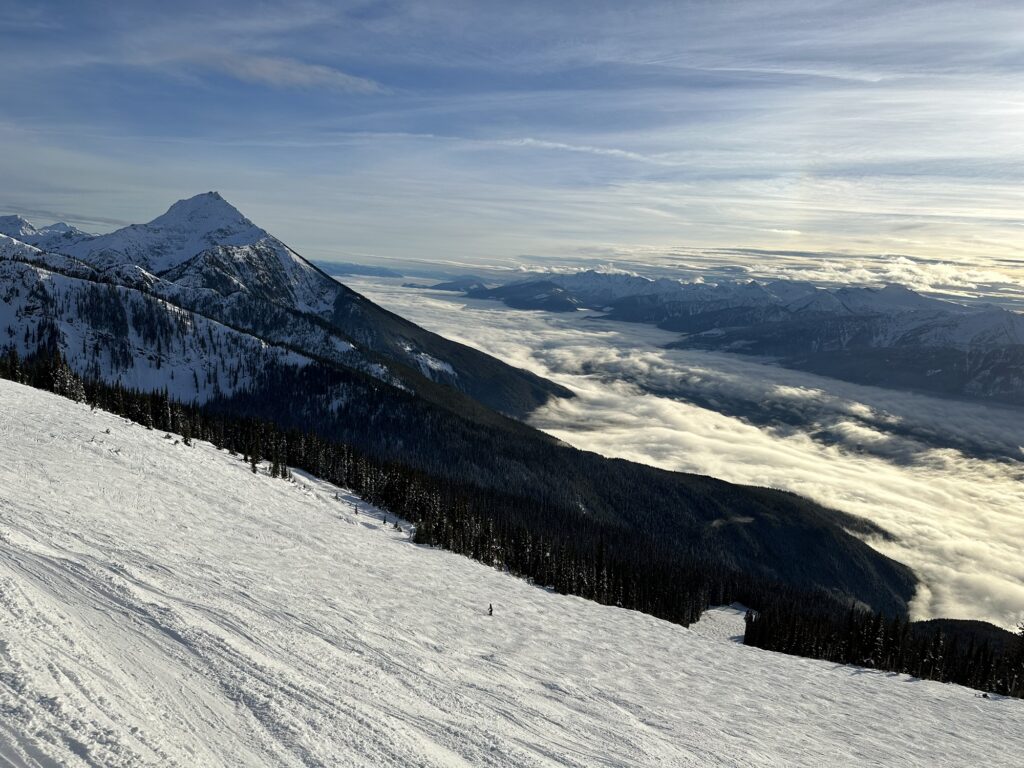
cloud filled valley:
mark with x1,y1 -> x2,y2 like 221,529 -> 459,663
347,277 -> 1024,630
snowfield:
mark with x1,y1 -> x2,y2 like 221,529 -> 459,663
0,380 -> 1020,767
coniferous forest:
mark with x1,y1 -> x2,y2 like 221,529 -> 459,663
3,345 -> 1022,698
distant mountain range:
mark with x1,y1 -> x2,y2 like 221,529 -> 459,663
465,270 -> 1024,405
0,215 -> 91,252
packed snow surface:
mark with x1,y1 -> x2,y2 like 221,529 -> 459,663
0,380 -> 1020,766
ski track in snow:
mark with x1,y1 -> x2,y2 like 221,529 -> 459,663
0,380 -> 1021,766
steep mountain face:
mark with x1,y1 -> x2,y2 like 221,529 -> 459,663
466,270 -> 1024,405
161,241 -> 336,313
57,192 -> 269,273
1,193 -> 570,416
0,257 -> 315,402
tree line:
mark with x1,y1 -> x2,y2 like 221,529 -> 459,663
745,598 -> 1024,697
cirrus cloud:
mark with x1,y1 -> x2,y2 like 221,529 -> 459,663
212,54 -> 384,94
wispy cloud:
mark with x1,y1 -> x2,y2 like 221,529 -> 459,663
497,138 -> 671,165
212,54 -> 385,94
0,6 -> 62,31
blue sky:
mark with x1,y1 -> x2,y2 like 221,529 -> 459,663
2,0 -> 1023,282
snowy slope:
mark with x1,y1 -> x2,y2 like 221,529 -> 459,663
1,379 -> 1020,767
0,234 -> 40,262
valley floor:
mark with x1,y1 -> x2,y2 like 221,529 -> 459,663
0,379 -> 1020,766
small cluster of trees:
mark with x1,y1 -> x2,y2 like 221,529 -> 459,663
745,599 -> 1024,698
2,344 -> 1021,698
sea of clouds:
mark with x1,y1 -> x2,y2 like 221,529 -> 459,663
348,277 -> 1024,630
394,246 -> 1024,313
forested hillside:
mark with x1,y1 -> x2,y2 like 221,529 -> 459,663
5,348 -> 1021,697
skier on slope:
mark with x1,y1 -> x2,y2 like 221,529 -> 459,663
488,604 -> 493,616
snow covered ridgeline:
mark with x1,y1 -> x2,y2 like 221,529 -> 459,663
0,194 -> 570,417
1,379 -> 1021,767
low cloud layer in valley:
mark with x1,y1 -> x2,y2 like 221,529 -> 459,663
348,277 -> 1024,630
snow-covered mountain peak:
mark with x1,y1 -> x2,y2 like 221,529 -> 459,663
52,192 -> 273,273
150,191 -> 258,236
0,214 -> 38,240
0,216 -> 95,252
37,221 -> 88,236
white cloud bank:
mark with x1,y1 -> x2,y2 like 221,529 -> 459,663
348,277 -> 1024,630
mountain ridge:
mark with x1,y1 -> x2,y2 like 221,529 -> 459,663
1,193 -> 571,417
464,269 -> 1024,404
